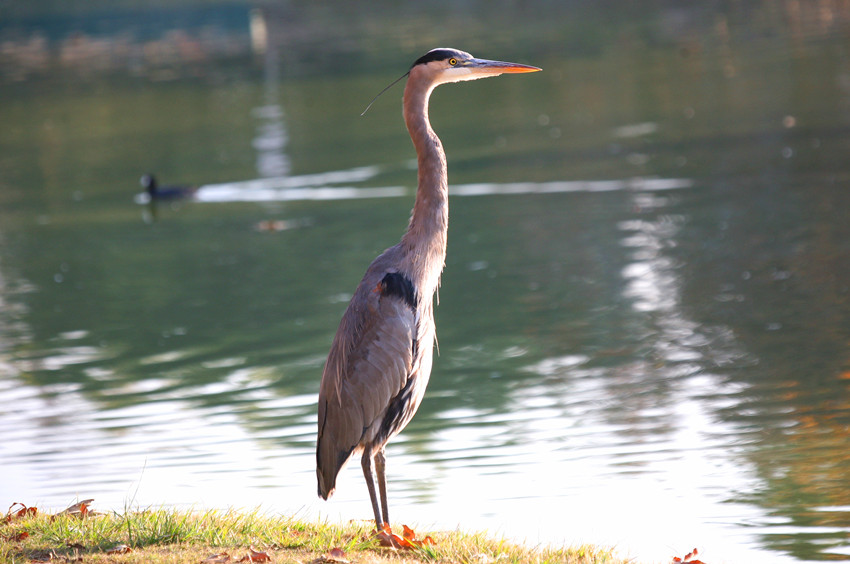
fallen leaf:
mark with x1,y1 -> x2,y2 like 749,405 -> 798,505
324,547 -> 349,563
376,528 -> 410,549
6,531 -> 29,541
107,544 -> 132,555
401,525 -> 434,547
5,502 -> 37,522
202,552 -> 231,563
376,524 -> 434,550
64,499 -> 93,516
306,547 -> 350,564
671,547 -> 705,564
244,547 -> 270,562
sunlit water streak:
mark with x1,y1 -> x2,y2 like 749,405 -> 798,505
134,170 -> 694,205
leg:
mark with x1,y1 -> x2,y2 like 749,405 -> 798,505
361,450 -> 385,530
374,447 -> 390,527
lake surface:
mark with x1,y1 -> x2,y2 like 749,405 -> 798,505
2,3 -> 850,563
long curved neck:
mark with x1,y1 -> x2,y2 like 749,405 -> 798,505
400,74 -> 449,295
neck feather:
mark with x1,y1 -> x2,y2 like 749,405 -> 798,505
399,75 -> 449,292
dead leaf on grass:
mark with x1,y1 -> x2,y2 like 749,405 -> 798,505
238,547 -> 271,562
5,502 -> 37,523
307,547 -> 350,564
107,544 -> 132,555
7,530 -> 29,541
672,547 -> 706,564
60,500 -> 94,518
402,524 -> 434,546
376,524 -> 435,550
202,552 -> 232,563
326,547 -> 349,563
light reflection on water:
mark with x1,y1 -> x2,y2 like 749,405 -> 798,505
135,170 -> 692,205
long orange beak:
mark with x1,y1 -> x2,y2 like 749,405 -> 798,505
468,58 -> 542,74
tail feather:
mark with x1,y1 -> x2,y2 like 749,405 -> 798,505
317,472 -> 335,500
316,443 -> 336,500
316,440 -> 353,500
317,397 -> 340,499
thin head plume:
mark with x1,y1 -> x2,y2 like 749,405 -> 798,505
361,71 -> 409,116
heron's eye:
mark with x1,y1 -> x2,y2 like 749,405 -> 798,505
448,58 -> 458,66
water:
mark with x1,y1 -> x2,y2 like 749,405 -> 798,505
2,3 -> 850,562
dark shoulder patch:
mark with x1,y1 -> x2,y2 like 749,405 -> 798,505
411,48 -> 461,68
380,272 -> 418,311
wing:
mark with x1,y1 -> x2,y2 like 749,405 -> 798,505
316,269 -> 417,499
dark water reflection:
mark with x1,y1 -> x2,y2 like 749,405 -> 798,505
2,2 -> 850,562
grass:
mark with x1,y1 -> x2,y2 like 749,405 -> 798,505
0,506 -> 632,564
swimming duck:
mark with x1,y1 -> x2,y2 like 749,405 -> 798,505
140,174 -> 197,200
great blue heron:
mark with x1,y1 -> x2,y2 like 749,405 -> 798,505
316,48 -> 540,532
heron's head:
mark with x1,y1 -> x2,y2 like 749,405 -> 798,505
410,48 -> 541,86
360,48 -> 540,115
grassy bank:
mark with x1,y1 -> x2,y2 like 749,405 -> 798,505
0,504 -> 630,564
